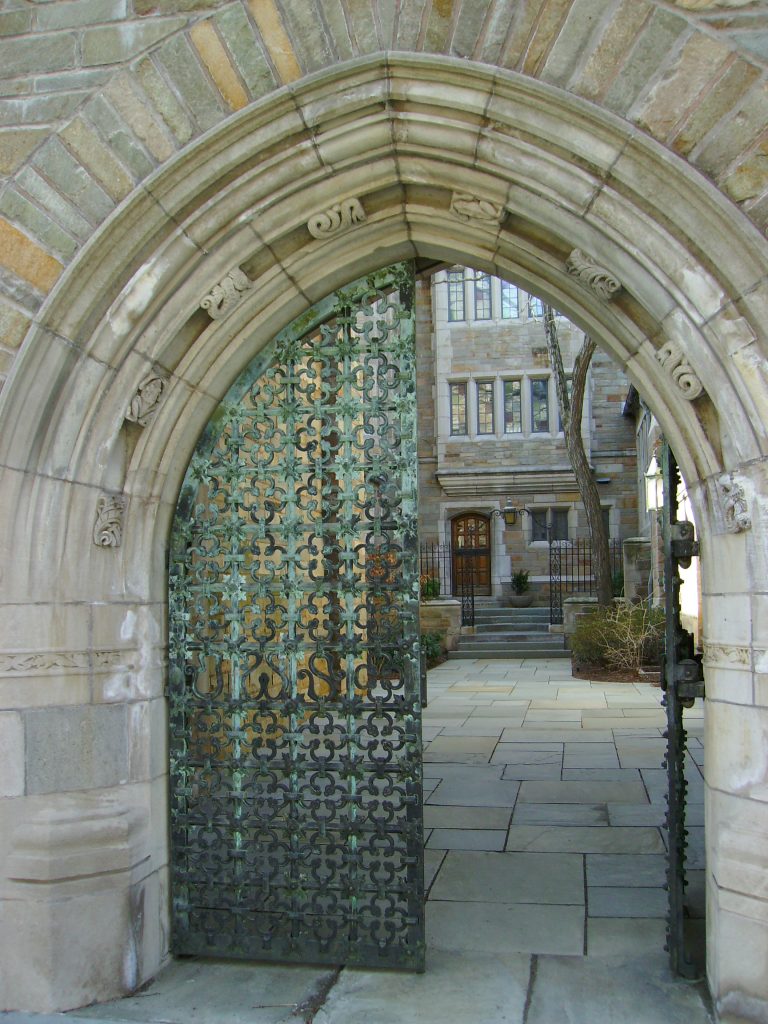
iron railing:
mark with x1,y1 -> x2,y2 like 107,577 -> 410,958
419,542 -> 475,626
549,537 -> 624,624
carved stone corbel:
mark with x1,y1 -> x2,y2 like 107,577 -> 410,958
125,372 -> 168,427
307,197 -> 366,238
655,341 -> 704,400
200,268 -> 252,320
565,249 -> 621,301
93,494 -> 126,548
718,473 -> 751,534
449,192 -> 505,224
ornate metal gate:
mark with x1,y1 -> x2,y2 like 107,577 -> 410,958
168,263 -> 424,970
660,443 -> 705,977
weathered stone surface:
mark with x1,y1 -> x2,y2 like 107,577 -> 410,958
395,0 -> 428,50
0,711 -> 23,796
84,93 -> 155,180
61,115 -> 134,201
0,209 -> 69,280
33,137 -> 115,224
133,56 -> 194,145
0,298 -> 30,348
25,704 -> 129,794
81,17 -> 187,66
339,0 -> 374,55
572,0 -> 654,101
672,57 -> 762,157
104,73 -> 174,163
522,0 -> 574,77
35,0 -> 127,31
450,0 -> 491,59
0,10 -> 32,37
155,33 -> 225,131
603,8 -> 692,116
16,166 -> 92,241
0,127 -> 47,175
540,0 -> 613,88
246,0 -> 303,82
0,33 -> 76,77
214,6 -> 276,99
0,188 -> 77,260
190,19 -> 249,111
279,0 -> 335,72
0,91 -> 85,127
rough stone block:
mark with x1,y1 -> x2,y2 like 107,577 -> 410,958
540,0 -> 613,89
0,10 -> 32,37
104,74 -> 174,163
33,136 -> 115,225
81,17 -> 187,66
604,8 -> 691,117
35,0 -> 128,31
133,56 -> 194,145
0,216 -> 64,291
0,33 -> 76,77
0,91 -> 85,127
321,0 -> 356,59
25,704 -> 129,794
61,115 -> 134,202
155,33 -> 225,131
0,188 -> 77,262
214,6 -> 276,99
572,0 -> 653,102
275,0 -> 332,73
0,127 -> 47,175
16,166 -> 92,241
0,299 -> 30,349
85,93 -> 156,180
0,711 -> 23,796
190,19 -> 249,111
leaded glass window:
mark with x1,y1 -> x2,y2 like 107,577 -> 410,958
447,269 -> 465,321
501,281 -> 519,319
503,379 -> 522,433
473,273 -> 492,320
477,381 -> 495,434
450,382 -> 468,434
531,378 -> 550,433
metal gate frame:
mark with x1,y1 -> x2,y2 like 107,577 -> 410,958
167,262 -> 425,971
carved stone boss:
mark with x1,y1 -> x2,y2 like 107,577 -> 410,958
307,197 -> 366,238
94,494 -> 127,548
566,249 -> 621,301
655,341 -> 704,400
449,192 -> 505,224
125,372 -> 167,426
718,473 -> 751,534
201,267 -> 253,320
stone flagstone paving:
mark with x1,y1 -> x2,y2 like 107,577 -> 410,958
3,660 -> 712,1024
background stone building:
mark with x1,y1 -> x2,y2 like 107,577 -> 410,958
417,268 -> 637,600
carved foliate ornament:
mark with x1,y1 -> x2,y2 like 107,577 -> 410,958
449,192 -> 505,224
94,494 -> 127,548
718,473 -> 751,533
125,372 -> 168,426
201,268 -> 253,320
655,341 -> 704,400
307,197 -> 366,238
565,249 -> 621,301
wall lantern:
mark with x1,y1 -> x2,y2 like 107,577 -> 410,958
645,456 -> 664,512
492,498 -> 531,527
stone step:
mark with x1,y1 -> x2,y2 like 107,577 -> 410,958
474,622 -> 554,633
447,647 -> 570,659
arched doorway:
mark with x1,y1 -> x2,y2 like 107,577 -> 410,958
1,57 -> 766,1016
451,513 -> 492,597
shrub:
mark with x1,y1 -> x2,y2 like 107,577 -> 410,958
420,574 -> 440,600
571,600 -> 665,673
420,631 -> 445,668
511,570 -> 530,595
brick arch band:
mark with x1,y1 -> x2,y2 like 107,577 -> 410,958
0,56 -> 766,1018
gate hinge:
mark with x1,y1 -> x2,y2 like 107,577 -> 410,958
661,655 -> 705,701
670,522 -> 699,568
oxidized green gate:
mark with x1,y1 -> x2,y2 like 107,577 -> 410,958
168,263 -> 424,969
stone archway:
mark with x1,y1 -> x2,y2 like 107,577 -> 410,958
1,57 -> 766,1019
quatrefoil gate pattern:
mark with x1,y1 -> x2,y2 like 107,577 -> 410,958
168,264 -> 424,969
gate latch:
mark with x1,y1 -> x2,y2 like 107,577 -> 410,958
675,657 -> 705,703
670,522 -> 699,568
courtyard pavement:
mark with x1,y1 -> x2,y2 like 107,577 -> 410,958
3,659 -> 713,1024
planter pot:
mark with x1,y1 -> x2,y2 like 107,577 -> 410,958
508,593 -> 534,608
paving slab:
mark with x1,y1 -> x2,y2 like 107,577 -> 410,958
586,917 -> 668,957
525,953 -> 713,1023
491,747 -> 562,765
588,887 -> 667,918
513,803 -> 609,826
427,777 -> 521,807
424,805 -> 512,829
315,949 -> 530,1024
586,854 -> 667,887
518,780 -> 648,804
427,828 -> 507,851
424,848 -> 446,890
429,850 -> 584,905
562,768 -> 640,782
505,825 -> 664,854
501,729 -> 614,742
70,958 -> 333,1024
501,763 -> 564,781
427,901 -> 584,956
607,803 -> 666,826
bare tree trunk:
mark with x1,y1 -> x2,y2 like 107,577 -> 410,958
543,306 -> 613,607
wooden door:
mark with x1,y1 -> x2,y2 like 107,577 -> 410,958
451,514 -> 491,596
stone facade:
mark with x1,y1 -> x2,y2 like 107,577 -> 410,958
0,6 -> 766,1021
418,269 -> 637,600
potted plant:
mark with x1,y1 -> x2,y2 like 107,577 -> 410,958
508,569 -> 534,607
